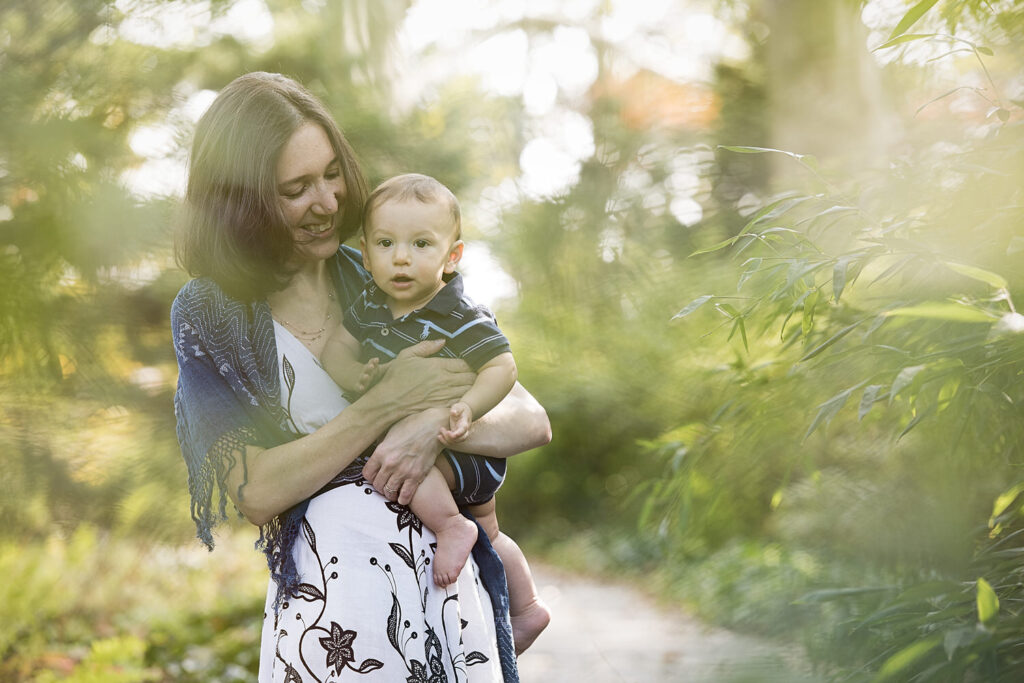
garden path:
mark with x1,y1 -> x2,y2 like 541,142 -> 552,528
516,564 -> 812,683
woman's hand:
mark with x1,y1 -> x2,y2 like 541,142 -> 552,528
363,407 -> 449,504
363,339 -> 475,419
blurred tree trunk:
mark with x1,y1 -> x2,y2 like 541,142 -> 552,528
755,0 -> 898,178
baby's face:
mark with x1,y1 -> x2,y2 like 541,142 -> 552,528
361,198 -> 463,316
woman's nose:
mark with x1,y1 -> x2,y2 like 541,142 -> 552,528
312,181 -> 339,215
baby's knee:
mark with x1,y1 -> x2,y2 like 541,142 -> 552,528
470,502 -> 500,541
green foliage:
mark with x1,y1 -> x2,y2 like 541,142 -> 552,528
647,1 -> 1024,678
0,528 -> 264,681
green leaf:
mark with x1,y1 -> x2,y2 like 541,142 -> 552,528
718,146 -> 819,172
897,407 -> 931,440
943,626 -> 977,661
833,256 -> 851,302
804,383 -> 864,440
873,32 -> 934,51
859,384 -> 885,421
715,302 -> 741,319
884,302 -> 993,323
990,483 -> 1024,527
876,635 -> 942,681
672,295 -> 714,320
890,365 -> 926,401
976,578 -> 999,625
802,289 -> 819,337
895,580 -> 963,603
690,235 -> 739,256
800,320 -> 863,361
737,258 -> 762,290
943,261 -> 1008,289
795,586 -> 893,604
976,46 -> 994,56
888,0 -> 940,41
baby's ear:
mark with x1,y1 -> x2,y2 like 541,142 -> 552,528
445,240 -> 464,273
360,235 -> 371,271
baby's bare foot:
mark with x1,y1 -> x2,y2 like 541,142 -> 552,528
432,516 -> 478,587
511,598 -> 551,655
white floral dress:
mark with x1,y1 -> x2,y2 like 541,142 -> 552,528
258,322 -> 504,682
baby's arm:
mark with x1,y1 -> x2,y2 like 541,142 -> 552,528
321,324 -> 382,394
439,352 -> 517,445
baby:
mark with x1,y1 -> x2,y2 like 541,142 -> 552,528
322,173 -> 550,654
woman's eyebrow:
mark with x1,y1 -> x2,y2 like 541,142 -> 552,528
278,156 -> 340,188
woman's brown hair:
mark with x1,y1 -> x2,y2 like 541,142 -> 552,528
176,72 -> 368,300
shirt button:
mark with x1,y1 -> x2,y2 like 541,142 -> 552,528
381,328 -> 390,336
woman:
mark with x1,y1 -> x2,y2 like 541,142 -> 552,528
171,72 -> 550,682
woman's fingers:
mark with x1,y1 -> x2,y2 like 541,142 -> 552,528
397,479 -> 418,506
396,339 -> 446,358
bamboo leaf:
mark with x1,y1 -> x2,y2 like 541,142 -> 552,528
914,86 -> 980,116
804,383 -> 863,440
976,46 -> 994,56
976,578 -> 999,625
690,235 -> 739,256
884,302 -> 993,323
888,0 -> 940,41
876,635 -> 942,680
990,483 -> 1024,527
795,586 -> 893,604
897,408 -> 931,440
890,365 -> 926,401
800,321 -> 863,361
943,626 -> 977,660
874,32 -> 934,51
802,289 -> 819,337
716,302 -> 741,319
672,295 -> 714,320
737,258 -> 762,290
943,261 -> 1008,289
859,384 -> 885,421
833,256 -> 852,302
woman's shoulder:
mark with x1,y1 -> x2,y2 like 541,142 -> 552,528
335,244 -> 368,278
331,244 -> 372,306
171,277 -> 246,324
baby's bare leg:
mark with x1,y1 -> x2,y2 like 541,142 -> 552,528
469,498 -> 551,655
409,466 -> 477,588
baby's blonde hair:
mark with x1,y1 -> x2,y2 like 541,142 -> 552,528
362,173 -> 461,239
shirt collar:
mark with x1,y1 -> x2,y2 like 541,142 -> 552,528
365,272 -> 463,316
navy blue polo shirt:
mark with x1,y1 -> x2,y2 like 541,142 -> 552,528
342,272 -> 511,371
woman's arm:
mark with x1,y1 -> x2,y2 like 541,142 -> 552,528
223,340 -> 475,525
364,381 -> 551,505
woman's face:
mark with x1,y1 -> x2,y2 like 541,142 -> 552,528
276,122 -> 347,267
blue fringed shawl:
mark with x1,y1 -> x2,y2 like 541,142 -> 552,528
170,245 -> 519,681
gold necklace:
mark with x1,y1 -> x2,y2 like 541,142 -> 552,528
272,291 -> 336,342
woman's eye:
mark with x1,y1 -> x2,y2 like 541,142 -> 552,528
282,185 -> 306,199
326,166 -> 341,179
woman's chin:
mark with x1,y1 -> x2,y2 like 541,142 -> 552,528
293,231 -> 341,265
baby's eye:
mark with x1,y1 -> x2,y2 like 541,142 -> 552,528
413,239 -> 430,248
377,238 -> 393,247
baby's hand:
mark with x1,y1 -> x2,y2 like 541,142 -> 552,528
438,401 -> 472,446
354,357 -> 382,393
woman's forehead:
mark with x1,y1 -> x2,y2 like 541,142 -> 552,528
277,122 -> 335,183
